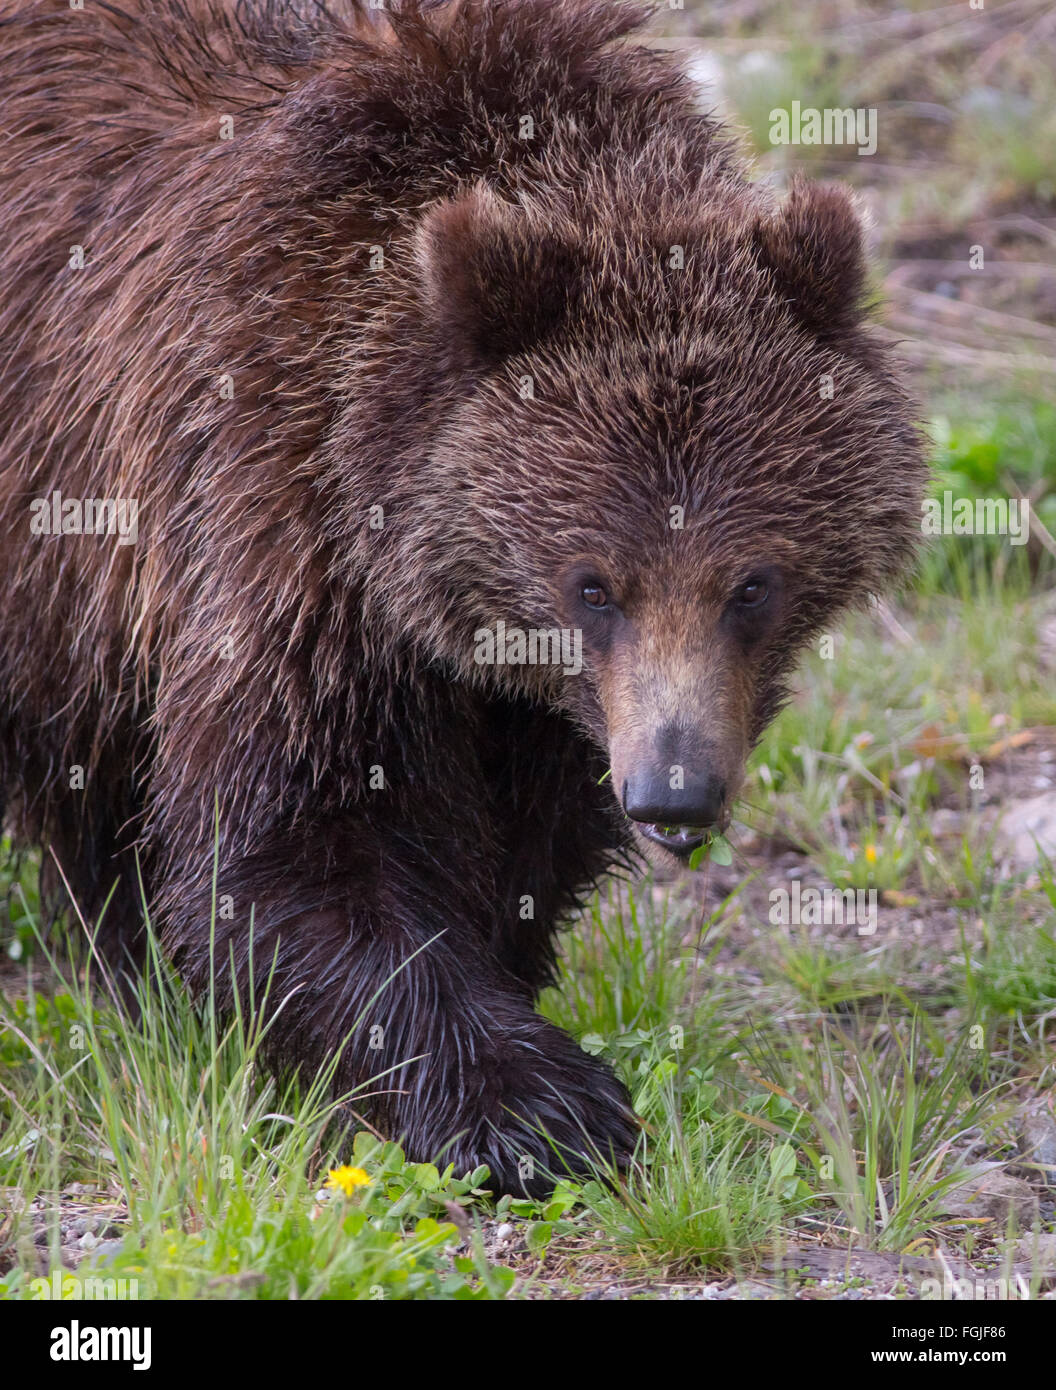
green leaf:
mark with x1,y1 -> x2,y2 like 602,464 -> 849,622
769,1142 -> 797,1181
410,1162 -> 441,1192
352,1130 -> 377,1161
525,1221 -> 553,1256
689,833 -> 733,869
709,834 -> 733,866
413,1216 -> 458,1248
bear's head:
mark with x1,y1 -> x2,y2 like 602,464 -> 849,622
390,177 -> 926,862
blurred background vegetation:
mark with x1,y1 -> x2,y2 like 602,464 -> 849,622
662,0 -> 1056,578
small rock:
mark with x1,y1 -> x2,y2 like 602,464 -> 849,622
995,793 -> 1056,870
1038,610 -> 1056,672
78,1231 -> 100,1251
494,1223 -> 514,1243
1018,1102 -> 1056,1185
731,823 -> 759,852
729,1280 -> 775,1300
942,1168 -> 1039,1224
1015,1233 -> 1056,1272
80,1238 -> 125,1262
930,809 -> 964,840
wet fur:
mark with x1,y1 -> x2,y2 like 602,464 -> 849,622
0,0 -> 925,1188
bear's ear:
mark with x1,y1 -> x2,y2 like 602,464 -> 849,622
414,184 -> 584,366
753,177 -> 869,335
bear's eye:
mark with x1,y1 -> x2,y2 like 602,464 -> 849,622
581,583 -> 609,609
736,578 -> 769,608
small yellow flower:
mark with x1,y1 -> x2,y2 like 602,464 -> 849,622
325,1165 -> 371,1196
864,844 -> 877,864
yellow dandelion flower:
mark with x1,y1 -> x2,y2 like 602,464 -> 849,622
325,1165 -> 371,1196
864,844 -> 877,864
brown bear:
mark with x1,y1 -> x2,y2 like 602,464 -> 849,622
0,0 -> 925,1191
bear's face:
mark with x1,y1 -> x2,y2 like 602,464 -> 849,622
409,180 -> 927,860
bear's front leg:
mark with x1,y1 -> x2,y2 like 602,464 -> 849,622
371,970 -> 638,1195
161,834 -> 636,1195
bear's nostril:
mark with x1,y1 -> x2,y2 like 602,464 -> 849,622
622,770 -> 726,829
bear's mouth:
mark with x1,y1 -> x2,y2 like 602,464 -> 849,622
637,823 -> 708,858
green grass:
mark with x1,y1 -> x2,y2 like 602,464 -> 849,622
746,1019 -> 1009,1252
0,921 -> 510,1300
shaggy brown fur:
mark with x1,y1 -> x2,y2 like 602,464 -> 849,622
0,0 -> 926,1190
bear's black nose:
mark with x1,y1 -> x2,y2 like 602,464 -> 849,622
621,770 -> 727,830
